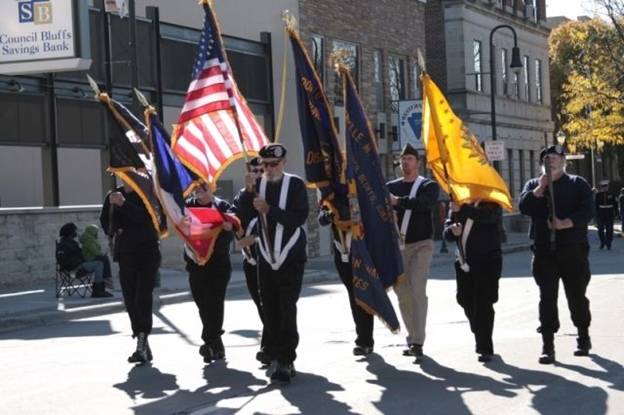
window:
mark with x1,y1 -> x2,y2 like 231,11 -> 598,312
57,99 -> 107,146
535,59 -> 543,104
388,54 -> 406,103
512,72 -> 520,99
508,148 -> 515,197
0,93 -> 47,144
311,35 -> 324,83
473,40 -> 482,92
523,55 -> 530,101
529,150 -> 536,177
501,48 -> 508,96
332,40 -> 358,105
373,50 -> 384,111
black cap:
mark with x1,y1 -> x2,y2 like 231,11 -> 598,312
249,156 -> 261,167
400,143 -> 420,158
539,145 -> 565,163
259,143 -> 287,160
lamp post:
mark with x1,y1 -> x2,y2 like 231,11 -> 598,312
489,25 -> 524,171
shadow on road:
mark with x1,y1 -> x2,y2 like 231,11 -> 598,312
114,364 -> 179,402
129,361 -> 266,415
555,354 -> 624,392
364,354 -> 515,414
486,356 -> 608,414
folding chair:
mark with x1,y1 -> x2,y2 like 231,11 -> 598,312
55,242 -> 94,298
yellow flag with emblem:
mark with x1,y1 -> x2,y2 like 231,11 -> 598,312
421,73 -> 513,211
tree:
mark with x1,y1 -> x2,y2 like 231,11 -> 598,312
549,17 -> 624,152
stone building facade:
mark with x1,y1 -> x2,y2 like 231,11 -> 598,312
426,0 -> 554,202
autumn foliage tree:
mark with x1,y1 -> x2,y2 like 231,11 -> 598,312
550,17 -> 624,157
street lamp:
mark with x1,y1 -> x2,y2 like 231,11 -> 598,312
489,25 -> 523,172
556,130 -> 566,146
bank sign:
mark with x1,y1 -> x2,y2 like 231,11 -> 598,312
0,0 -> 91,74
398,100 -> 424,150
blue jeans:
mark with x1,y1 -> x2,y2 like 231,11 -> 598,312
81,260 -> 104,283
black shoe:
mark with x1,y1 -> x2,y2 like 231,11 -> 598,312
256,349 -> 272,365
411,344 -> 424,363
574,336 -> 592,356
478,353 -> 493,362
353,345 -> 373,356
599,243 -> 605,250
91,282 -> 113,298
271,362 -> 295,383
607,244 -> 612,250
128,333 -> 149,364
539,350 -> 555,364
402,344 -> 417,356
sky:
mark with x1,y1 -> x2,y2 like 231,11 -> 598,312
546,0 -> 598,20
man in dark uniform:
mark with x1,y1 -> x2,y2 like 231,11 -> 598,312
519,145 -> 594,364
236,156 -> 269,365
100,183 -> 162,364
235,143 -> 309,383
386,144 -> 440,362
183,183 -> 236,364
444,201 -> 503,363
318,196 -> 374,357
595,179 -> 618,250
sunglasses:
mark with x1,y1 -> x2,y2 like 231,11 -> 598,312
252,168 -> 264,174
262,161 -> 281,168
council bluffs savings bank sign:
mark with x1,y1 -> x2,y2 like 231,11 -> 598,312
0,0 -> 91,75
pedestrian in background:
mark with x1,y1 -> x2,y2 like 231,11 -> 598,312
444,201 -> 502,363
519,145 -> 594,364
595,180 -> 618,250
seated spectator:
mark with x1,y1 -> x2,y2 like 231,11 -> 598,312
57,223 -> 112,298
80,224 -> 114,290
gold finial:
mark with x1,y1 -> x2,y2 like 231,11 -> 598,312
281,10 -> 297,32
331,49 -> 349,74
198,0 -> 213,6
134,88 -> 150,108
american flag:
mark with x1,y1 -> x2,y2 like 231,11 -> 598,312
172,2 -> 268,184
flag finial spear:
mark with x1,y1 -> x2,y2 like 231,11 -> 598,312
85,74 -> 101,97
134,88 -> 150,108
417,48 -> 427,74
281,10 -> 297,32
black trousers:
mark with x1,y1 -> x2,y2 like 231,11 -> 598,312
187,259 -> 231,345
531,243 -> 592,335
259,260 -> 304,364
243,260 -> 266,348
455,256 -> 501,355
334,250 -> 374,347
118,249 -> 160,336
597,215 -> 614,247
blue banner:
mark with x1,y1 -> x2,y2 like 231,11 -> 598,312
342,68 -> 402,332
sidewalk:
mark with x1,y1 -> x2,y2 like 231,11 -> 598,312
0,232 -> 531,333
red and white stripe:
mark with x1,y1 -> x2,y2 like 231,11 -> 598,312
173,61 -> 268,183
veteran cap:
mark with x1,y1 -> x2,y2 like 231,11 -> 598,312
248,156 -> 261,168
400,143 -> 421,158
259,143 -> 287,160
539,145 -> 565,163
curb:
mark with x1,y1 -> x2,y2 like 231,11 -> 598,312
0,246 -> 530,335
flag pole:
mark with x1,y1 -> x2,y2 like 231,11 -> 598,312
199,0 -> 274,263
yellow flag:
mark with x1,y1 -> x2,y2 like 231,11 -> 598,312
421,74 -> 513,211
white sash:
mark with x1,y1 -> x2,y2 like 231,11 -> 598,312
399,176 -> 425,250
456,201 -> 479,272
257,173 -> 303,271
333,230 -> 352,263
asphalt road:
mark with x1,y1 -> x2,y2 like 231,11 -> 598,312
1,246 -> 623,415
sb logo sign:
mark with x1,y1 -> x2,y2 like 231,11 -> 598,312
18,0 -> 53,25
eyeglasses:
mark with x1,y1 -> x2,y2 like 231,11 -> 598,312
252,168 -> 264,174
262,161 -> 281,168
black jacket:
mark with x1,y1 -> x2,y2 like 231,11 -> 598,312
518,174 -> 594,246
235,174 -> 309,265
100,186 -> 161,255
386,177 -> 440,243
443,202 -> 502,263
56,237 -> 84,271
